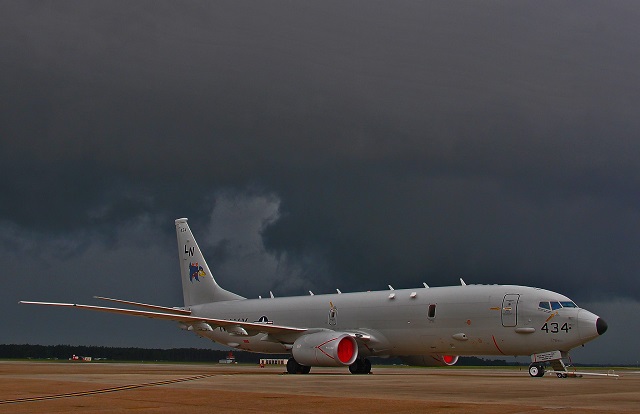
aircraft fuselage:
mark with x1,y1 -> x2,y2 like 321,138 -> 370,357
190,284 -> 602,358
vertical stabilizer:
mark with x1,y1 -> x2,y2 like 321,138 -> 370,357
175,218 -> 244,307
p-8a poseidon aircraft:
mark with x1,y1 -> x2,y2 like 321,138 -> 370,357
22,218 -> 608,377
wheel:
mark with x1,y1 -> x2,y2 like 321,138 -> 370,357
528,363 -> 545,377
349,358 -> 366,374
349,359 -> 362,374
363,358 -> 372,374
301,365 -> 311,374
287,358 -> 302,374
349,358 -> 371,374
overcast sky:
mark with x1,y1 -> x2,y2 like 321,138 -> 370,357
2,1 -> 639,364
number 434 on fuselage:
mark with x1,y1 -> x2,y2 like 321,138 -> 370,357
21,218 -> 607,377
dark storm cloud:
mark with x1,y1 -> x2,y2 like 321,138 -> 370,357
2,1 -> 640,361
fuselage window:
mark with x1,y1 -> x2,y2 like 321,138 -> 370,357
560,301 -> 577,308
550,301 -> 562,310
538,301 -> 551,310
428,304 -> 436,318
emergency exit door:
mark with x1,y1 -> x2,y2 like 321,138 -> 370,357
501,294 -> 520,327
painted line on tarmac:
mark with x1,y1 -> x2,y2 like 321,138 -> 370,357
0,373 -> 217,405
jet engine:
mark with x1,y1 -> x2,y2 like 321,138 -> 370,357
292,331 -> 358,367
400,354 -> 459,367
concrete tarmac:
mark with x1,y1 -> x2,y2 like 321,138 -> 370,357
0,361 -> 638,413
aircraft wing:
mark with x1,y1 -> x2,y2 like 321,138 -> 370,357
19,301 -> 307,336
93,296 -> 193,315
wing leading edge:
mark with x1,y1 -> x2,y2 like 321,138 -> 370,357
93,296 -> 193,315
19,301 -> 307,337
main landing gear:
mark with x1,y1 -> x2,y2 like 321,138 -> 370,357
286,358 -> 311,374
285,357 -> 372,374
287,358 -> 311,374
349,358 -> 372,374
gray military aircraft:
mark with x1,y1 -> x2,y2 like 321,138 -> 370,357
21,218 -> 608,377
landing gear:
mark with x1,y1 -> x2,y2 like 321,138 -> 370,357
528,363 -> 545,377
349,358 -> 372,374
286,358 -> 311,374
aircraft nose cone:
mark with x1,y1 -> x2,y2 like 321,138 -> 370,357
596,317 -> 608,335
576,309 -> 602,343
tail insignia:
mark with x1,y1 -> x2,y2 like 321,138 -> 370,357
189,262 -> 207,282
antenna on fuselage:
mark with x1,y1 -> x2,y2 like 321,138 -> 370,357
460,278 -> 467,286
423,282 -> 429,288
309,291 -> 314,296
269,291 -> 274,298
336,289 -> 342,294
388,285 -> 394,290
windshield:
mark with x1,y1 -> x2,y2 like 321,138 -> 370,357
560,301 -> 577,308
539,300 -> 578,310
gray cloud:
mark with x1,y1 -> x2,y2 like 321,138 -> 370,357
203,191 -> 319,296
2,1 -> 639,362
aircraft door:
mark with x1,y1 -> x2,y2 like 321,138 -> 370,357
501,294 -> 520,327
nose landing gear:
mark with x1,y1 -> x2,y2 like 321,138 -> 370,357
528,363 -> 545,377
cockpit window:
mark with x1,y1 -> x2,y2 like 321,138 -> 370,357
560,301 -> 577,308
538,301 -> 551,310
540,300 -> 578,311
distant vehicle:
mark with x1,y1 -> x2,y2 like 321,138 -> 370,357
22,218 -> 607,376
218,351 -> 236,364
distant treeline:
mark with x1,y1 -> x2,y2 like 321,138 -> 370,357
0,344 -> 280,363
1,344 -> 520,366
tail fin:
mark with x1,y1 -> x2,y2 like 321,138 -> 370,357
175,218 -> 244,307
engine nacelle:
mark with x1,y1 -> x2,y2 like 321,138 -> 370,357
401,354 -> 459,367
292,331 -> 358,367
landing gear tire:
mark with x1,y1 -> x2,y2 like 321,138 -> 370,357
363,358 -> 371,374
287,358 -> 310,374
348,359 -> 361,374
528,363 -> 545,378
349,358 -> 371,374
286,358 -> 299,374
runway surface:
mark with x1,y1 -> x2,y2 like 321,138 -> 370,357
1,361 -> 637,413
